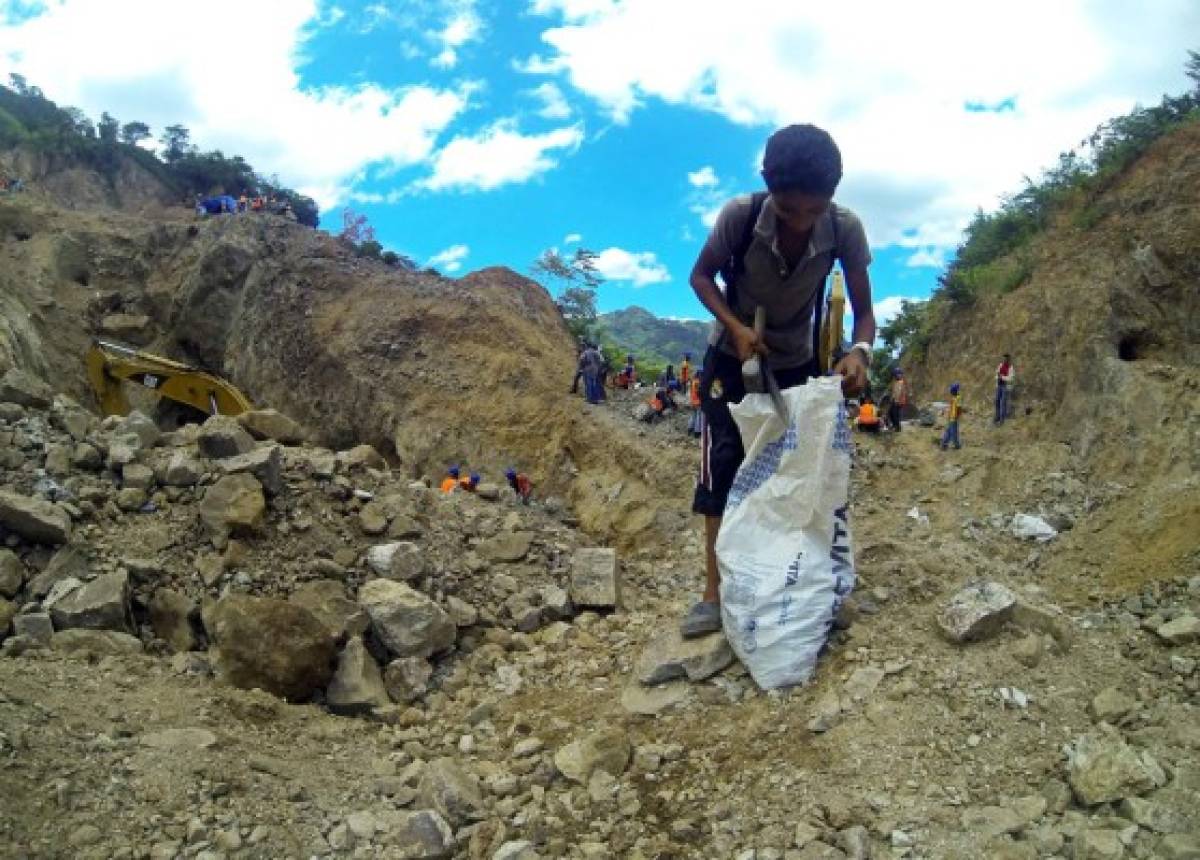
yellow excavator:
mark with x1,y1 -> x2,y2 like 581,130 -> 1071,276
818,267 -> 847,372
86,340 -> 253,417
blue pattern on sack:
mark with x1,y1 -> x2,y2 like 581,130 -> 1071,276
832,398 -> 852,453
726,423 -> 798,510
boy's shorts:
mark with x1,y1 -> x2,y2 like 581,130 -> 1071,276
692,345 -> 813,517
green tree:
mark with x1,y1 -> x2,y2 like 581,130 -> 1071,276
1186,49 -> 1200,92
119,120 -> 150,146
97,111 -> 119,145
160,124 -> 194,163
62,106 -> 94,138
533,248 -> 604,340
7,73 -> 41,98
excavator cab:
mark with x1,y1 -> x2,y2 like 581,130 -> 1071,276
86,340 -> 253,418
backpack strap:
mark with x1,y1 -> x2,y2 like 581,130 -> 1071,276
718,192 -> 768,318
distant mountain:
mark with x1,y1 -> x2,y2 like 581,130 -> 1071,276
597,306 -> 710,365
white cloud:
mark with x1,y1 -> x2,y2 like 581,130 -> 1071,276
687,165 -> 718,187
431,7 -> 483,69
0,0 -> 470,212
905,248 -> 947,269
528,81 -> 572,119
427,243 -> 470,273
420,121 -> 583,191
525,0 -> 1200,254
873,296 -> 924,328
563,232 -> 582,244
594,247 -> 670,286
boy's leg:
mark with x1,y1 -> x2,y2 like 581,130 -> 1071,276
703,515 -> 721,602
940,424 -> 950,449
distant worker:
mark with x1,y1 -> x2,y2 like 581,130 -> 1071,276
459,472 -> 480,492
679,353 -> 692,388
581,343 -> 605,404
888,368 -> 909,432
658,364 -> 677,392
855,394 -> 881,433
570,345 -> 585,395
994,354 -> 1014,425
687,375 -> 703,437
238,193 -> 248,212
505,468 -> 533,503
440,466 -> 461,493
941,383 -> 963,450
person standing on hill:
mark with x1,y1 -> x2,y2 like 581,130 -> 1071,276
679,353 -> 692,389
440,466 -> 461,493
681,123 -> 876,639
942,383 -> 963,449
994,354 -> 1014,425
580,343 -> 605,404
888,368 -> 909,432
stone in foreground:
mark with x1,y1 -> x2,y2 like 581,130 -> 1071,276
1067,725 -> 1166,806
416,758 -> 487,828
554,728 -> 631,784
198,473 -> 266,541
937,580 -> 1017,643
635,629 -> 734,685
326,636 -> 389,714
569,547 -> 621,609
237,409 -> 306,444
358,579 -> 455,659
0,490 -> 72,545
48,571 -> 133,633
203,595 -> 337,701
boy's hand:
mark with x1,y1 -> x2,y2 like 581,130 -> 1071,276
835,351 -> 868,395
730,322 -> 767,363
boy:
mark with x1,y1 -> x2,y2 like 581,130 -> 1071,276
888,368 -> 908,431
994,354 -> 1014,425
681,124 -> 876,638
941,383 -> 963,450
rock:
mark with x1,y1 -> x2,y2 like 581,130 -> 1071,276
384,657 -> 433,703
1010,513 -> 1058,541
116,487 -> 147,512
843,666 -> 886,701
100,312 -> 153,343
290,580 -> 368,639
1118,797 -> 1177,833
51,629 -> 143,655
1073,829 -> 1124,859
140,728 -> 219,751
1068,725 -> 1167,805
0,549 -> 23,597
1132,243 -> 1171,287
366,542 -> 425,579
962,805 -> 1024,839
116,411 -> 160,450
0,368 -> 52,408
12,612 -> 52,643
807,690 -> 844,733
197,415 -> 256,459
202,595 -> 337,701
0,490 -> 72,544
837,825 -> 871,859
237,409 -> 306,444
198,474 -> 266,541
106,434 -> 141,469
149,589 -> 199,652
327,636 -> 390,714
1156,614 -> 1200,645
48,571 -> 132,633
338,444 -> 385,471
43,443 -> 72,476
164,451 -> 204,487
71,442 -> 103,471
358,579 -> 455,658
121,462 -> 156,491
0,599 -> 14,636
416,758 -> 486,828
1159,835 -> 1200,859
389,809 -> 455,859
216,446 -> 283,496
476,483 -> 501,501
1012,602 -> 1074,651
480,531 -> 533,563
506,585 -> 571,633
445,595 -> 478,627
1090,687 -> 1136,723
621,680 -> 692,716
28,544 -> 89,598
494,842 -> 540,860
359,502 -> 389,535
569,547 -> 621,609
635,630 -> 733,685
554,728 -> 631,784
936,580 -> 1017,643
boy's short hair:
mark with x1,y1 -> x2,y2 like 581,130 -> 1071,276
761,124 -> 843,197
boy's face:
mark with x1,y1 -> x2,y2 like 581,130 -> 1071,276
769,190 -> 832,235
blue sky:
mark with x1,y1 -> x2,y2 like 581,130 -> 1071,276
2,0 -> 1197,327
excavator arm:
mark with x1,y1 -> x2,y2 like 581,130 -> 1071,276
86,340 -> 253,417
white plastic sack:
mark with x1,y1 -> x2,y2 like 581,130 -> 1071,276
716,376 -> 856,690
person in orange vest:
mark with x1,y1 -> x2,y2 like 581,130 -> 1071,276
458,472 -> 480,492
687,375 -> 703,437
679,353 -> 692,388
440,465 -> 461,493
505,468 -> 532,503
888,368 -> 909,432
855,393 -> 881,434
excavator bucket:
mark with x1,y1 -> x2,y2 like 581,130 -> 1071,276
85,341 -> 253,418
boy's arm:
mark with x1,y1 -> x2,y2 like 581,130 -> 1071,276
832,265 -> 876,395
689,214 -> 764,362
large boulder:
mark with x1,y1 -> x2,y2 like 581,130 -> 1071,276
290,580 -> 368,639
198,474 -> 266,541
0,368 -> 52,408
416,758 -> 487,828
326,637 -> 389,714
47,571 -> 133,633
1067,725 -> 1167,805
480,531 -> 533,564
116,411 -> 160,450
358,579 -> 455,659
0,491 -> 72,545
148,589 -> 200,652
237,409 -> 306,444
164,451 -> 205,487
99,313 -> 153,344
197,415 -> 255,460
28,544 -> 90,598
216,445 -> 283,496
202,595 -> 337,701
